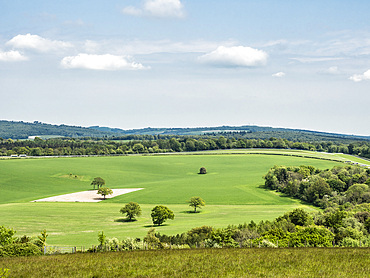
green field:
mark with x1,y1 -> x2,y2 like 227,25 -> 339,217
1,149 -> 368,246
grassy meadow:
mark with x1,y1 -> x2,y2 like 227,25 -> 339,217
1,149 -> 366,246
1,248 -> 370,277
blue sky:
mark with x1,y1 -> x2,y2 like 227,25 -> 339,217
1,0 -> 370,135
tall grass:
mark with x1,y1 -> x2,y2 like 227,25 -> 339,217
1,248 -> 369,277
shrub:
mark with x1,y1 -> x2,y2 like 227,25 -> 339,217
0,243 -> 41,257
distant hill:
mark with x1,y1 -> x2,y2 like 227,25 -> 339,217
89,125 -> 370,142
1,120 -> 370,142
0,121 -> 115,139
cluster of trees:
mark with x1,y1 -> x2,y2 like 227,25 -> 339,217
148,206 -> 370,248
119,197 -> 205,226
1,136 -> 370,159
95,206 -> 370,251
120,202 -> 175,226
264,165 -> 370,208
119,203 -> 174,226
0,226 -> 47,257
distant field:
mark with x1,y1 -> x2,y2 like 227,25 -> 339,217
0,149 -> 361,245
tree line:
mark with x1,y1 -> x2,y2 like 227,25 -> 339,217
1,136 -> 370,159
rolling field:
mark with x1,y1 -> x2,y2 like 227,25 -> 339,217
1,149 -> 367,246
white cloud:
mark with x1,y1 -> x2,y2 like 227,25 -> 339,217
198,46 -> 268,67
272,72 -> 285,77
0,50 -> 28,62
122,6 -> 143,16
319,66 -> 340,75
290,57 -> 344,63
144,0 -> 184,18
7,34 -> 73,52
122,0 -> 185,18
60,53 -> 147,70
349,69 -> 370,82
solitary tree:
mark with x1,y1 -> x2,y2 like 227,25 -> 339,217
91,177 -> 105,189
151,205 -> 174,226
188,196 -> 206,213
97,187 -> 113,199
120,202 -> 142,221
199,167 -> 207,174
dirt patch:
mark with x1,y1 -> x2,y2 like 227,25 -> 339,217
32,188 -> 144,203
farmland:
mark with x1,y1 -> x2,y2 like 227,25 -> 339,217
0,149 -> 368,246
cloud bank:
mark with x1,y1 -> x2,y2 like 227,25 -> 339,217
60,53 -> 146,70
0,50 -> 28,62
7,34 -> 73,52
123,0 -> 185,18
349,69 -> 370,82
198,46 -> 268,67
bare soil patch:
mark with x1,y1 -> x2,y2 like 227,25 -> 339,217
32,188 -> 143,203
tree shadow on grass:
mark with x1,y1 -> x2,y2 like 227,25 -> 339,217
143,224 -> 170,228
114,218 -> 138,223
258,184 -> 315,207
180,210 -> 202,214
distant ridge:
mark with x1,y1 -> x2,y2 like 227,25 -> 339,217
1,120 -> 369,141
0,120 -> 115,139
88,125 -> 370,141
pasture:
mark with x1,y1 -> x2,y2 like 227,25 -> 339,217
0,149 -> 366,246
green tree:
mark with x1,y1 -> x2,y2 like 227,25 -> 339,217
91,177 -> 105,189
35,229 -> 48,248
98,231 -> 106,248
97,187 -> 113,199
199,167 -> 207,174
120,202 -> 142,221
346,184 -> 368,204
151,205 -> 174,226
0,226 -> 16,246
132,143 -> 145,153
288,208 -> 310,226
143,228 -> 160,249
188,196 -> 206,213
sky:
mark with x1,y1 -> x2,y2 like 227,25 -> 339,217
1,0 -> 370,135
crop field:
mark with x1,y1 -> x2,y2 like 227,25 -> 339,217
1,149 -> 367,246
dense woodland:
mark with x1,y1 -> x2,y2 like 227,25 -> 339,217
264,165 -> 370,209
1,135 -> 370,159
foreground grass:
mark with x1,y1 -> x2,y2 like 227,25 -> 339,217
1,248 -> 369,277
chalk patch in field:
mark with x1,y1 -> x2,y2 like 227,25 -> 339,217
32,188 -> 143,203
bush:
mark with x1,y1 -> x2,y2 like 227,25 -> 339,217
0,243 -> 41,257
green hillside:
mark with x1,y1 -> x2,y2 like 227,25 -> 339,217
0,151 -> 346,245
